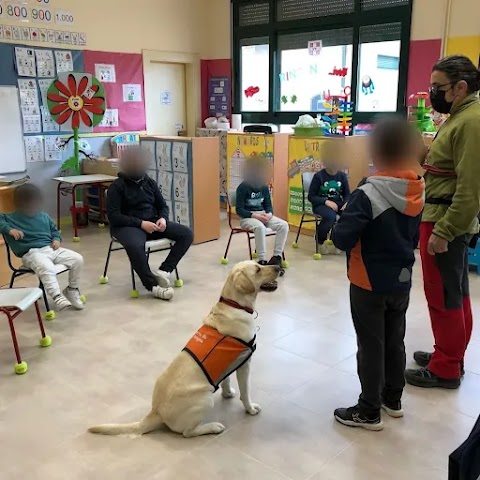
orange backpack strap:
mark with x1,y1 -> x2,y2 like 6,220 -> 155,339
183,325 -> 256,391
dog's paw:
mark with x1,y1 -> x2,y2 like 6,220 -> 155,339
211,422 -> 226,434
245,403 -> 262,415
222,387 -> 236,399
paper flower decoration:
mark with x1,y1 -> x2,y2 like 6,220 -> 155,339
47,72 -> 106,133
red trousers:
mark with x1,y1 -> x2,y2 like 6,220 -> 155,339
420,222 -> 473,379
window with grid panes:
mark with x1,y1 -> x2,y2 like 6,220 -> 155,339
357,22 -> 402,112
278,28 -> 353,112
232,0 -> 413,126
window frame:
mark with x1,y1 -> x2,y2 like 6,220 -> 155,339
231,0 -> 413,127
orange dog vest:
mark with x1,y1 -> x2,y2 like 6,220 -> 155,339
183,324 -> 256,391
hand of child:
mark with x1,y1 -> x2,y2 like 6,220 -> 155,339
325,200 -> 338,212
156,218 -> 167,233
52,240 -> 61,250
9,229 -> 24,240
341,203 -> 347,211
253,213 -> 269,224
141,221 -> 160,234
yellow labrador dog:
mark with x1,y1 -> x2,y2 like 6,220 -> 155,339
89,260 -> 280,438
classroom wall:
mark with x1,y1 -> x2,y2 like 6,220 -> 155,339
0,0 -> 215,55
199,1 -> 480,112
0,0 -> 227,216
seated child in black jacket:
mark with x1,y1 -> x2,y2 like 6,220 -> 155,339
308,154 -> 350,253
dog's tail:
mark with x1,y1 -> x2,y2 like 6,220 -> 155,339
88,411 -> 163,436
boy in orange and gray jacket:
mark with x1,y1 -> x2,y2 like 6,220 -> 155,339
331,118 -> 425,431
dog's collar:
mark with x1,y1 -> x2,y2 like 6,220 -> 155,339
219,296 -> 255,315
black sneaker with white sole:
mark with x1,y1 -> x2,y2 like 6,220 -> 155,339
413,351 -> 465,376
381,400 -> 404,418
334,405 -> 383,431
405,367 -> 460,389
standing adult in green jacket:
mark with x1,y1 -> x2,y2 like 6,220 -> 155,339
405,55 -> 480,389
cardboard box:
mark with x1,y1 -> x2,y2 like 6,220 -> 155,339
82,158 -> 120,176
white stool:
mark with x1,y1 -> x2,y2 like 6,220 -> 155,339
0,288 -> 52,374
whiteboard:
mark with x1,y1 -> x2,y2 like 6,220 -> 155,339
0,87 -> 27,174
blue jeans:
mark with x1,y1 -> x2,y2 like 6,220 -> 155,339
313,204 -> 338,243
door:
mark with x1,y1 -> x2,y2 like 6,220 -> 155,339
144,61 -> 186,135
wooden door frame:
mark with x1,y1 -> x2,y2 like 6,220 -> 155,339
142,50 -> 200,137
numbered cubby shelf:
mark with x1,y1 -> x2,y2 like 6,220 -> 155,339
139,135 -> 220,245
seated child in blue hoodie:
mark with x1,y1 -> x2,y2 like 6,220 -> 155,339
308,154 -> 350,253
0,184 -> 84,312
331,118 -> 425,431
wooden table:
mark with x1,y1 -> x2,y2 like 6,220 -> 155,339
52,174 -> 117,241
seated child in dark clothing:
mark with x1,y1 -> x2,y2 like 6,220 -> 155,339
331,118 -> 425,431
308,156 -> 350,254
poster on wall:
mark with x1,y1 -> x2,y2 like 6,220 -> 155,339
24,136 -> 45,163
160,90 -> 172,105
15,47 -> 36,77
287,137 -> 327,229
226,133 -> 274,192
18,78 -> 39,107
122,84 -> 142,102
35,49 -> 55,77
95,63 -> 116,83
54,50 -> 73,73
44,135 -> 62,161
208,77 -> 230,118
99,109 -> 119,127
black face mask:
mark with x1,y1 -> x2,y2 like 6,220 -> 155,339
429,88 -> 453,114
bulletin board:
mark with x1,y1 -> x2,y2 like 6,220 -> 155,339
226,133 -> 274,193
83,51 -> 146,133
0,42 -> 84,168
287,137 -> 326,231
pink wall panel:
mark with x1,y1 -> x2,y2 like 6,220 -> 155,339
406,39 -> 442,106
83,51 -> 146,133
201,59 -> 232,124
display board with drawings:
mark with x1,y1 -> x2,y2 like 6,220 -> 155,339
0,42 -> 84,171
139,138 -> 193,228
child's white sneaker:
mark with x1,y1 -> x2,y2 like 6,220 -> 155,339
63,287 -> 85,310
152,285 -> 174,301
53,293 -> 72,311
153,269 -> 171,288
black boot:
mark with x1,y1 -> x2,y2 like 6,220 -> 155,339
413,351 -> 465,376
405,367 -> 460,389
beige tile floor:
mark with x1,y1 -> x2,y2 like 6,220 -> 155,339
0,221 -> 479,480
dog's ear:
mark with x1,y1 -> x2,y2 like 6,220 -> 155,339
234,271 -> 256,294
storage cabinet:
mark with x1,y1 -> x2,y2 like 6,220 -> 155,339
139,136 -> 220,245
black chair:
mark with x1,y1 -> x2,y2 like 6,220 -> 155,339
100,237 -> 183,297
292,172 -> 323,259
2,235 -> 69,320
243,125 -> 273,134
